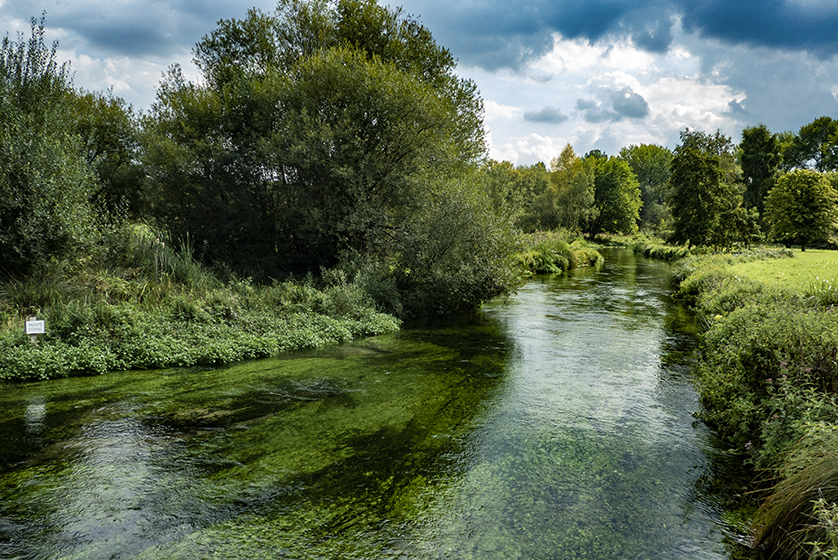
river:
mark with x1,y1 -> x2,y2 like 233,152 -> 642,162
0,249 -> 755,559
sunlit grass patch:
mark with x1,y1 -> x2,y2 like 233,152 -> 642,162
728,249 -> 838,293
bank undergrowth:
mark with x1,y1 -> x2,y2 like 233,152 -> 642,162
516,231 -> 603,275
0,227 -> 400,382
673,249 -> 838,559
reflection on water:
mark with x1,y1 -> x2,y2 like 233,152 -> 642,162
0,249 -> 752,559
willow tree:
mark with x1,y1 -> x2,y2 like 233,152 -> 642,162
143,0 -> 519,316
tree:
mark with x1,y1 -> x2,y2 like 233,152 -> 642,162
783,117 -> 838,172
669,129 -> 746,249
739,124 -> 780,218
544,144 -> 597,233
0,17 -> 98,276
765,169 -> 838,251
619,144 -> 672,230
70,90 -> 145,218
144,0 -> 518,316
586,155 -> 642,235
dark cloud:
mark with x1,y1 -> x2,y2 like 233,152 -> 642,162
610,87 -> 649,118
523,106 -> 569,124
5,0 -> 268,57
678,0 -> 838,58
577,99 -> 620,123
403,0 -> 838,72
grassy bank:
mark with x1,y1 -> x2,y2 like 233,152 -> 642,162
0,228 -> 400,382
674,248 -> 838,558
516,231 -> 603,275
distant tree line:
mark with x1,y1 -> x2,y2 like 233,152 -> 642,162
484,120 -> 838,251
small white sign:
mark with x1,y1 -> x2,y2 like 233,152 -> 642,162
25,320 -> 45,335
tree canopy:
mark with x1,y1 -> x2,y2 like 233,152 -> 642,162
739,124 -> 780,217
587,155 -> 642,235
619,144 -> 672,230
765,169 -> 838,250
0,17 -> 99,277
143,0 -> 518,317
668,129 -> 747,249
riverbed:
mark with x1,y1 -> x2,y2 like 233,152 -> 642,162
0,249 -> 753,559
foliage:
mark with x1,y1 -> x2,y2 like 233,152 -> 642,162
765,169 -> 838,251
0,17 -> 99,277
516,231 -> 602,275
611,234 -> 692,261
784,116 -> 838,172
753,424 -> 838,559
739,123 -> 781,218
668,129 -> 749,249
587,155 -> 642,235
70,89 -> 146,218
143,0 -> 517,317
619,144 -> 673,231
674,249 -> 838,557
517,145 -> 595,234
0,233 -> 400,381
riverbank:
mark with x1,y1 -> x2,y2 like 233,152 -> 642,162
672,248 -> 838,558
1,230 -> 603,383
0,228 -> 402,382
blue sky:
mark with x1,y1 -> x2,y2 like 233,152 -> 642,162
3,0 -> 838,165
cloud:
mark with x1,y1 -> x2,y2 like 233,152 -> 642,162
6,0 -> 271,57
575,98 -> 619,123
678,0 -> 838,57
402,0 -> 838,73
523,106 -> 569,124
610,87 -> 649,118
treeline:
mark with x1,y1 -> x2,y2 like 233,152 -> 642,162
489,123 -> 838,250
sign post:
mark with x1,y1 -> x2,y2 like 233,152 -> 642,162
25,317 -> 45,344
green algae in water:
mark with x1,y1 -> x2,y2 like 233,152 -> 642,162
0,250 -> 758,559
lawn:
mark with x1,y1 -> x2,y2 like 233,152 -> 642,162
729,248 -> 838,291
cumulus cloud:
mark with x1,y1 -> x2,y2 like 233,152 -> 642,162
610,87 -> 649,118
523,106 -> 569,124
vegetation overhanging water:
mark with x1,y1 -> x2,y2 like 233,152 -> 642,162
0,249 -> 756,559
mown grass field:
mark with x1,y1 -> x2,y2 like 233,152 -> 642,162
728,248 -> 838,291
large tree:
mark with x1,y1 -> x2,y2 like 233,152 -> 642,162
143,0 -> 518,316
668,129 -> 747,249
783,116 -> 838,172
547,144 -> 597,233
739,124 -> 780,218
586,155 -> 642,235
765,169 -> 838,251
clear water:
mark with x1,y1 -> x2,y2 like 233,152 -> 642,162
0,249 -> 752,559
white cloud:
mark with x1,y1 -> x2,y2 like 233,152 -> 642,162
484,100 -> 520,121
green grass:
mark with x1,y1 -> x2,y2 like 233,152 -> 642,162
728,249 -> 838,290
674,247 -> 838,558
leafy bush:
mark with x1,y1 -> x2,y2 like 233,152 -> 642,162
516,231 -> 602,275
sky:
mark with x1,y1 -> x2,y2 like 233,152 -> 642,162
3,0 -> 838,165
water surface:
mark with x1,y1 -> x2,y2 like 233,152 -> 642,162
0,249 -> 748,559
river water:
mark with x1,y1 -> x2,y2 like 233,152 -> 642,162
0,249 -> 753,559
